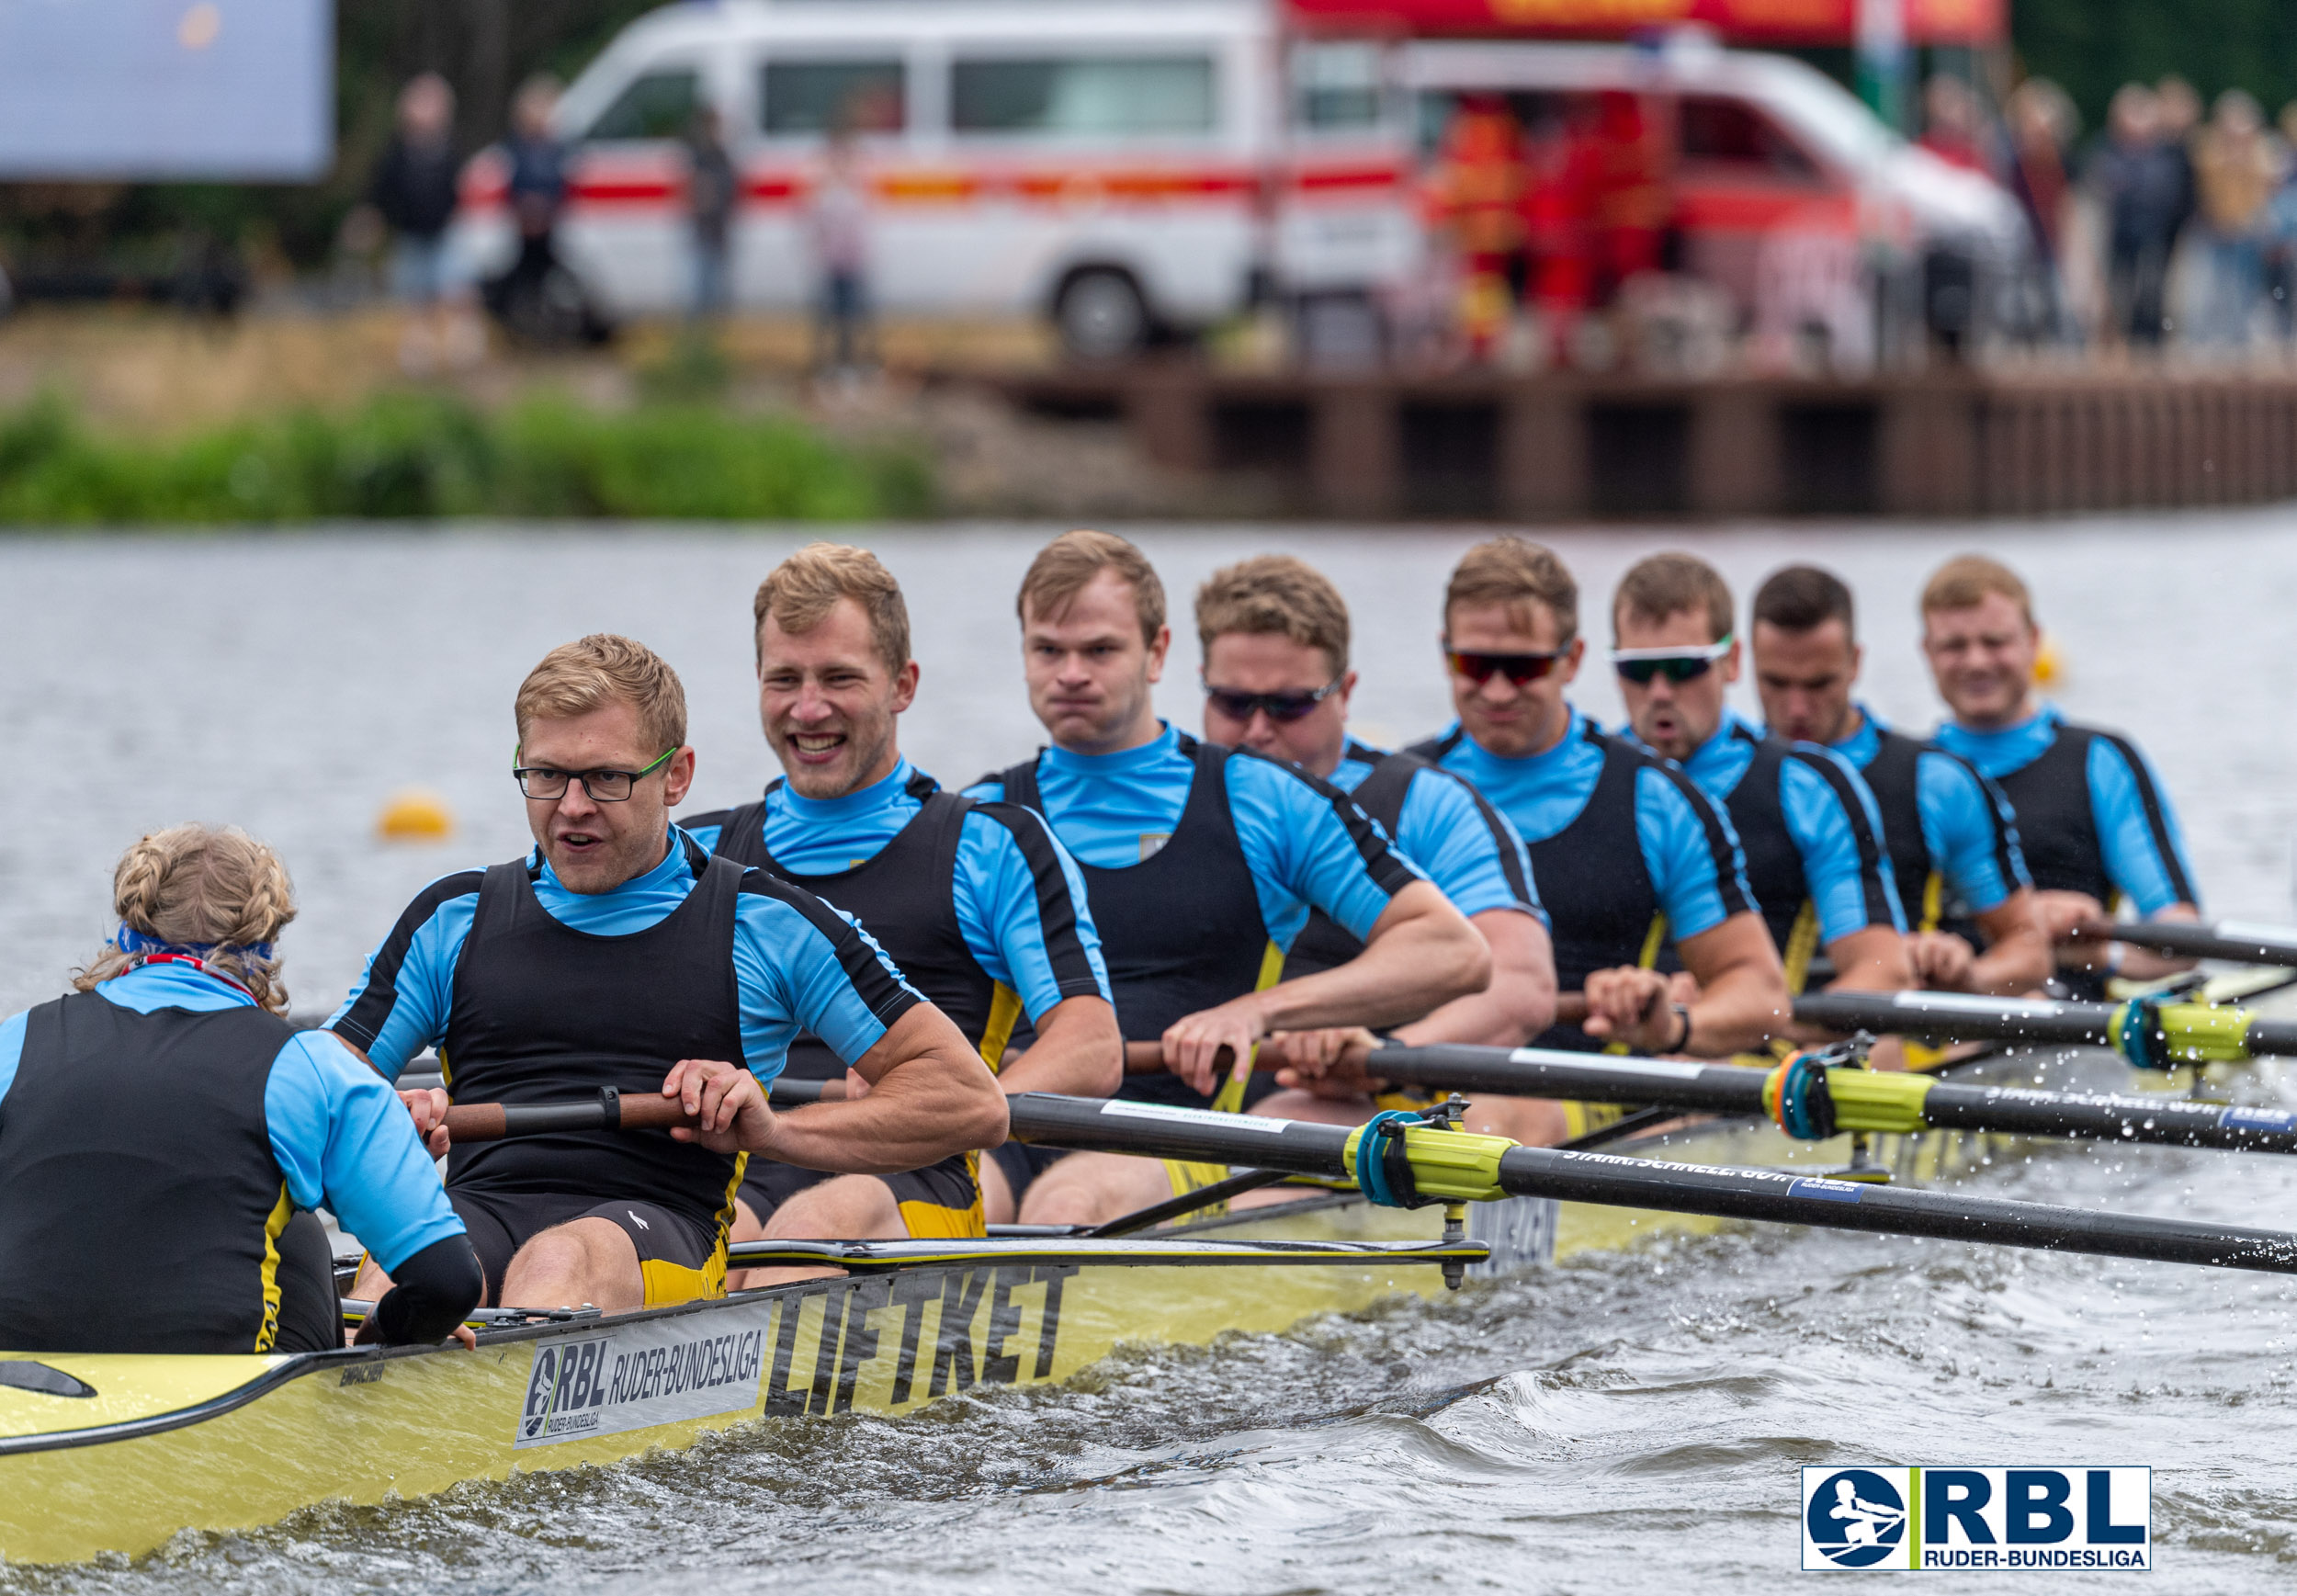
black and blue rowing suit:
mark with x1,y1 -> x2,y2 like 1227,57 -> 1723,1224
1281,738 -> 1545,979
683,760 -> 1111,1237
0,958 -> 474,1354
969,723 -> 1422,1199
1823,704 -> 2031,935
1418,709 -> 1753,1058
1933,704 -> 2199,998
329,827 -> 920,1306
1649,707 -> 1905,993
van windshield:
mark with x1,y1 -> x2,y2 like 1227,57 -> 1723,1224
761,60 -> 906,135
585,69 -> 699,141
952,56 -> 1216,136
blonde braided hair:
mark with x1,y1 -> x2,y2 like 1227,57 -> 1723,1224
73,825 -> 298,1014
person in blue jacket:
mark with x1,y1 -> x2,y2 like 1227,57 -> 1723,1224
0,824 -> 481,1354
1918,554 -> 2201,998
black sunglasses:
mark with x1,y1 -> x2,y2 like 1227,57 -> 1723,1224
1203,679 -> 1342,724
1445,649 -> 1564,685
1612,636 -> 1735,686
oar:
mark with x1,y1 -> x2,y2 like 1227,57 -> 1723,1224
429,1089 -> 2297,1275
2069,918 -> 2297,968
1789,988 -> 2297,1064
1003,1092 -> 2297,1275
440,1088 -> 695,1141
1352,1041 -> 2297,1155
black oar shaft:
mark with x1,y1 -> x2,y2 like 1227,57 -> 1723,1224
2071,918 -> 2297,968
1793,990 -> 2115,1046
1004,1093 -> 2297,1276
1365,1043 -> 2297,1155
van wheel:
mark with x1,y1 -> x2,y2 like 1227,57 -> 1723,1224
1055,269 -> 1150,360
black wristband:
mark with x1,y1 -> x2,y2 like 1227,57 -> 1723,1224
1668,1002 -> 1693,1055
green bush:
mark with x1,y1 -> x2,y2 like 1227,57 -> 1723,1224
0,391 -> 934,525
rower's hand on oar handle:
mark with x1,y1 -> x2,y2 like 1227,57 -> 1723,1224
1262,1026 -> 1386,1097
2037,890 -> 2111,960
1904,930 -> 1978,991
1161,995 -> 1271,1096
660,1058 -> 778,1156
1579,967 -> 1693,1055
398,1086 -> 453,1157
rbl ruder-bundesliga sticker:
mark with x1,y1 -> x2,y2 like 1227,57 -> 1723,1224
1800,1466 -> 2151,1571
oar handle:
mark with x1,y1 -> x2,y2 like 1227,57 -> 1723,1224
1123,1040 -> 1242,1074
438,1088 -> 698,1144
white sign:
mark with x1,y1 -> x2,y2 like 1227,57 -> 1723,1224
1801,1466 -> 2151,1571
515,1301 -> 773,1449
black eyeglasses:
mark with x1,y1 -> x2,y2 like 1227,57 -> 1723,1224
512,747 -> 676,802
1612,636 -> 1734,686
1445,649 -> 1564,685
1202,679 -> 1342,724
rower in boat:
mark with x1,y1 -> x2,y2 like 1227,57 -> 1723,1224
0,824 -> 481,1354
333,634 -> 1003,1314
1177,554 -> 1561,1147
966,530 -> 1491,1226
1748,563 -> 2052,996
680,543 -> 1119,1252
1917,555 -> 2201,998
1608,553 -> 1912,1009
1412,538 -> 1789,1083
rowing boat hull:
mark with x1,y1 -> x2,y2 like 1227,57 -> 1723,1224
1,1032 -> 2278,1564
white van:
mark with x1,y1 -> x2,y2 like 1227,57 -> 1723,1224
452,2 -> 2020,355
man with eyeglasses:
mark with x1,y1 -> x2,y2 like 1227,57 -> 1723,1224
966,531 -> 1491,1226
1184,555 -> 1561,1144
1415,538 -> 1789,1059
1918,555 -> 2200,999
681,544 -> 1119,1249
1749,564 -> 2051,997
332,633 -> 1005,1316
1610,553 -> 1910,1002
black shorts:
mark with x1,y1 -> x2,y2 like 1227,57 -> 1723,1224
449,1187 -> 725,1308
986,1139 -> 1069,1206
740,1153 -> 983,1239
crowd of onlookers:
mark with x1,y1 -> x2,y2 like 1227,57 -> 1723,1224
1936,72 -> 2297,356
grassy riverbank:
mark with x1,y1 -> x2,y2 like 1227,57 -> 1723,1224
0,389 -> 934,524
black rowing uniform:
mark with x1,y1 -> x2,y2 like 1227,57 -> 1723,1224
684,761 -> 1110,1236
0,958 -> 476,1353
329,828 -> 920,1306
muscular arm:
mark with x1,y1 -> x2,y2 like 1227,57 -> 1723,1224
754,1003 -> 1009,1172
1958,888 -> 2054,994
1387,908 -> 1556,1048
992,994 -> 1122,1097
2042,893 -> 2200,982
1820,923 -> 1913,994
1163,880 -> 1491,1093
1583,911 -> 1787,1058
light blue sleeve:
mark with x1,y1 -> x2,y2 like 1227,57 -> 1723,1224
1634,768 -> 1750,943
0,1009 -> 26,1106
2086,738 -> 2201,915
953,811 -> 1113,1022
732,891 -> 923,1082
1779,753 -> 1907,942
264,1030 -> 466,1273
326,887 -> 479,1080
961,776 -> 1007,804
1396,770 -> 1545,923
1915,753 -> 2025,914
1227,755 -> 1424,952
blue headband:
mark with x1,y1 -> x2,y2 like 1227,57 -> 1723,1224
117,926 -> 276,962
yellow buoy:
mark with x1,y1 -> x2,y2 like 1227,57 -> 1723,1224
2034,631 -> 2063,686
378,788 -> 455,842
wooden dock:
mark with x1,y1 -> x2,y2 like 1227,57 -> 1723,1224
979,365 -> 2297,519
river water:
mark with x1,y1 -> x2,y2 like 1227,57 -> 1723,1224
3,512 -> 2295,1591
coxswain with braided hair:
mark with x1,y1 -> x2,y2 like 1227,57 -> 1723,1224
0,825 -> 481,1353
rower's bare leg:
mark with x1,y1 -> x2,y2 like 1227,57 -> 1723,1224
1458,1095 -> 1569,1147
499,1217 -> 643,1314
979,1156 -> 1018,1227
1018,1150 -> 1174,1228
733,1174 -> 907,1290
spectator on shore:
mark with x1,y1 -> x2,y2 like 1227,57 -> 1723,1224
2088,85 -> 2186,350
809,123 -> 874,374
685,105 -> 738,321
1918,75 -> 1990,175
2190,90 -> 2280,348
2005,78 -> 2078,343
487,74 -> 571,338
2268,102 -> 2297,341
366,73 -> 480,371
